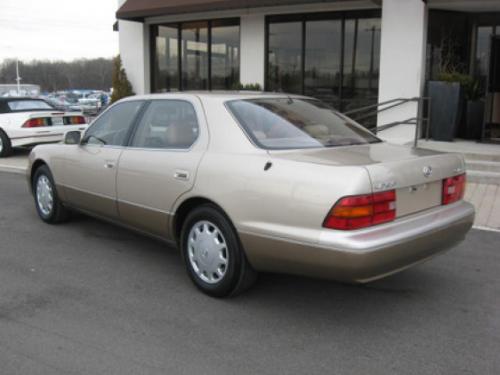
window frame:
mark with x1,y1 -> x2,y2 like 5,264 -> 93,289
125,99 -> 201,151
264,9 -> 381,113
150,17 -> 240,93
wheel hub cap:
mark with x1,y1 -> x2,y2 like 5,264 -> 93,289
188,221 -> 228,284
36,175 -> 54,216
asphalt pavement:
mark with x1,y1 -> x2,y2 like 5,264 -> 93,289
0,171 -> 499,375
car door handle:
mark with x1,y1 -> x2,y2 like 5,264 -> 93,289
174,170 -> 189,181
104,161 -> 115,169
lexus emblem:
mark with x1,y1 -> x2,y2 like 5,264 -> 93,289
422,166 -> 432,178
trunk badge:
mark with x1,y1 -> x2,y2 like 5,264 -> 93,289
422,166 -> 432,178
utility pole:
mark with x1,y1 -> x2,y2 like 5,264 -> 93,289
16,59 -> 22,96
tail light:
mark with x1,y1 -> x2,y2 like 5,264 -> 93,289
442,174 -> 466,205
64,116 -> 86,125
323,190 -> 396,230
22,118 -> 50,128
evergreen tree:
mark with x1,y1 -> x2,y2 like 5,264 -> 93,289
111,55 -> 134,103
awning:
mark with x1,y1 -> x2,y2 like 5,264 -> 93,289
116,0 -> 358,22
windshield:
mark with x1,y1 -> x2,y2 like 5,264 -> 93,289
7,100 -> 53,111
226,98 -> 380,150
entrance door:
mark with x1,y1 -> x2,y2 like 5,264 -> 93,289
485,36 -> 500,141
61,100 -> 144,218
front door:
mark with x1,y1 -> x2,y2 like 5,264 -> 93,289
485,36 -> 500,141
61,100 -> 144,218
116,97 -> 208,239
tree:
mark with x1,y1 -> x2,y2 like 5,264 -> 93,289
110,55 -> 134,103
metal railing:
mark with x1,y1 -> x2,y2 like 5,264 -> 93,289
344,97 -> 431,148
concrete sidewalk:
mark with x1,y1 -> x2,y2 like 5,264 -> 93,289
1,150 -> 499,231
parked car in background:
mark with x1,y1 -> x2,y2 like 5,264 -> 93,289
27,93 -> 474,297
0,97 -> 88,157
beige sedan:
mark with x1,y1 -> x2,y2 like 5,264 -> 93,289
27,93 -> 475,297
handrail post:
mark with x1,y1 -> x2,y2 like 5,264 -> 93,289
413,97 -> 422,148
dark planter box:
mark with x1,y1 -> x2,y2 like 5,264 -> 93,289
465,100 -> 484,140
428,81 -> 461,141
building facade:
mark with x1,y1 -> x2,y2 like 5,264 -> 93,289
116,0 -> 500,144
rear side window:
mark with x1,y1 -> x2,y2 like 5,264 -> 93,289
7,100 -> 53,111
226,98 -> 380,150
83,101 -> 144,146
130,100 -> 199,149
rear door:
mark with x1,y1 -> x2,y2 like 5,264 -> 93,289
60,100 -> 145,219
116,97 -> 208,238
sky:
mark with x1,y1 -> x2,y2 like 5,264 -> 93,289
0,0 -> 119,62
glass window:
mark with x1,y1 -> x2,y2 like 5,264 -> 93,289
7,99 -> 53,111
267,21 -> 303,94
151,19 -> 239,92
181,21 -> 209,90
265,12 -> 381,128
154,25 -> 179,92
342,18 -> 381,114
211,20 -> 240,90
131,100 -> 199,149
305,20 -> 342,109
226,98 -> 379,150
476,26 -> 495,93
83,101 -> 143,146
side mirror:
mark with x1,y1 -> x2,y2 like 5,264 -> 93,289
64,131 -> 82,145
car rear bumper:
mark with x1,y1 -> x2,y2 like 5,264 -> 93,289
10,126 -> 87,148
239,201 -> 475,282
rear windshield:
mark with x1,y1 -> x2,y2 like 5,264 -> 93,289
226,98 -> 380,150
7,100 -> 53,111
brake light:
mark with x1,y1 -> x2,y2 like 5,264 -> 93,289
22,118 -> 49,128
442,174 -> 466,205
323,190 -> 396,230
64,116 -> 86,125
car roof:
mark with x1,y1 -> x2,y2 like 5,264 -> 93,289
122,91 -> 309,102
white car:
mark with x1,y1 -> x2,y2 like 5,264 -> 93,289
0,97 -> 88,157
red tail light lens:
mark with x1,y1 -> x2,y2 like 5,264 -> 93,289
22,118 -> 49,128
442,174 -> 466,205
64,116 -> 86,125
323,190 -> 396,230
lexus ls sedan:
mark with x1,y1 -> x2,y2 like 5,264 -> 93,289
0,97 -> 88,157
27,93 -> 475,297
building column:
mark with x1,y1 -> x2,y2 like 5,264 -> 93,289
118,20 -> 149,95
377,0 -> 428,144
240,14 -> 266,88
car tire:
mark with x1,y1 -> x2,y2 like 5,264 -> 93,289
180,204 -> 257,297
0,129 -> 13,158
32,165 -> 70,224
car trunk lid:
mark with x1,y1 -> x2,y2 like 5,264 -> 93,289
268,142 -> 465,218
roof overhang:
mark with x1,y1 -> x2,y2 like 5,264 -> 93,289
116,0 -> 368,22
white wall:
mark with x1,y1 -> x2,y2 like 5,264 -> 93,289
240,14 -> 266,88
118,20 -> 148,95
377,0 -> 428,145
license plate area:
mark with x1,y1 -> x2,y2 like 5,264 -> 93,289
51,117 -> 64,126
396,181 -> 442,217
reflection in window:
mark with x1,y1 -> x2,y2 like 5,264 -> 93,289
266,12 -> 381,127
476,26 -> 495,94
154,26 -> 179,92
268,22 -> 303,94
211,20 -> 240,90
305,20 -> 342,108
342,18 -> 381,114
182,22 -> 209,90
151,19 -> 240,92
